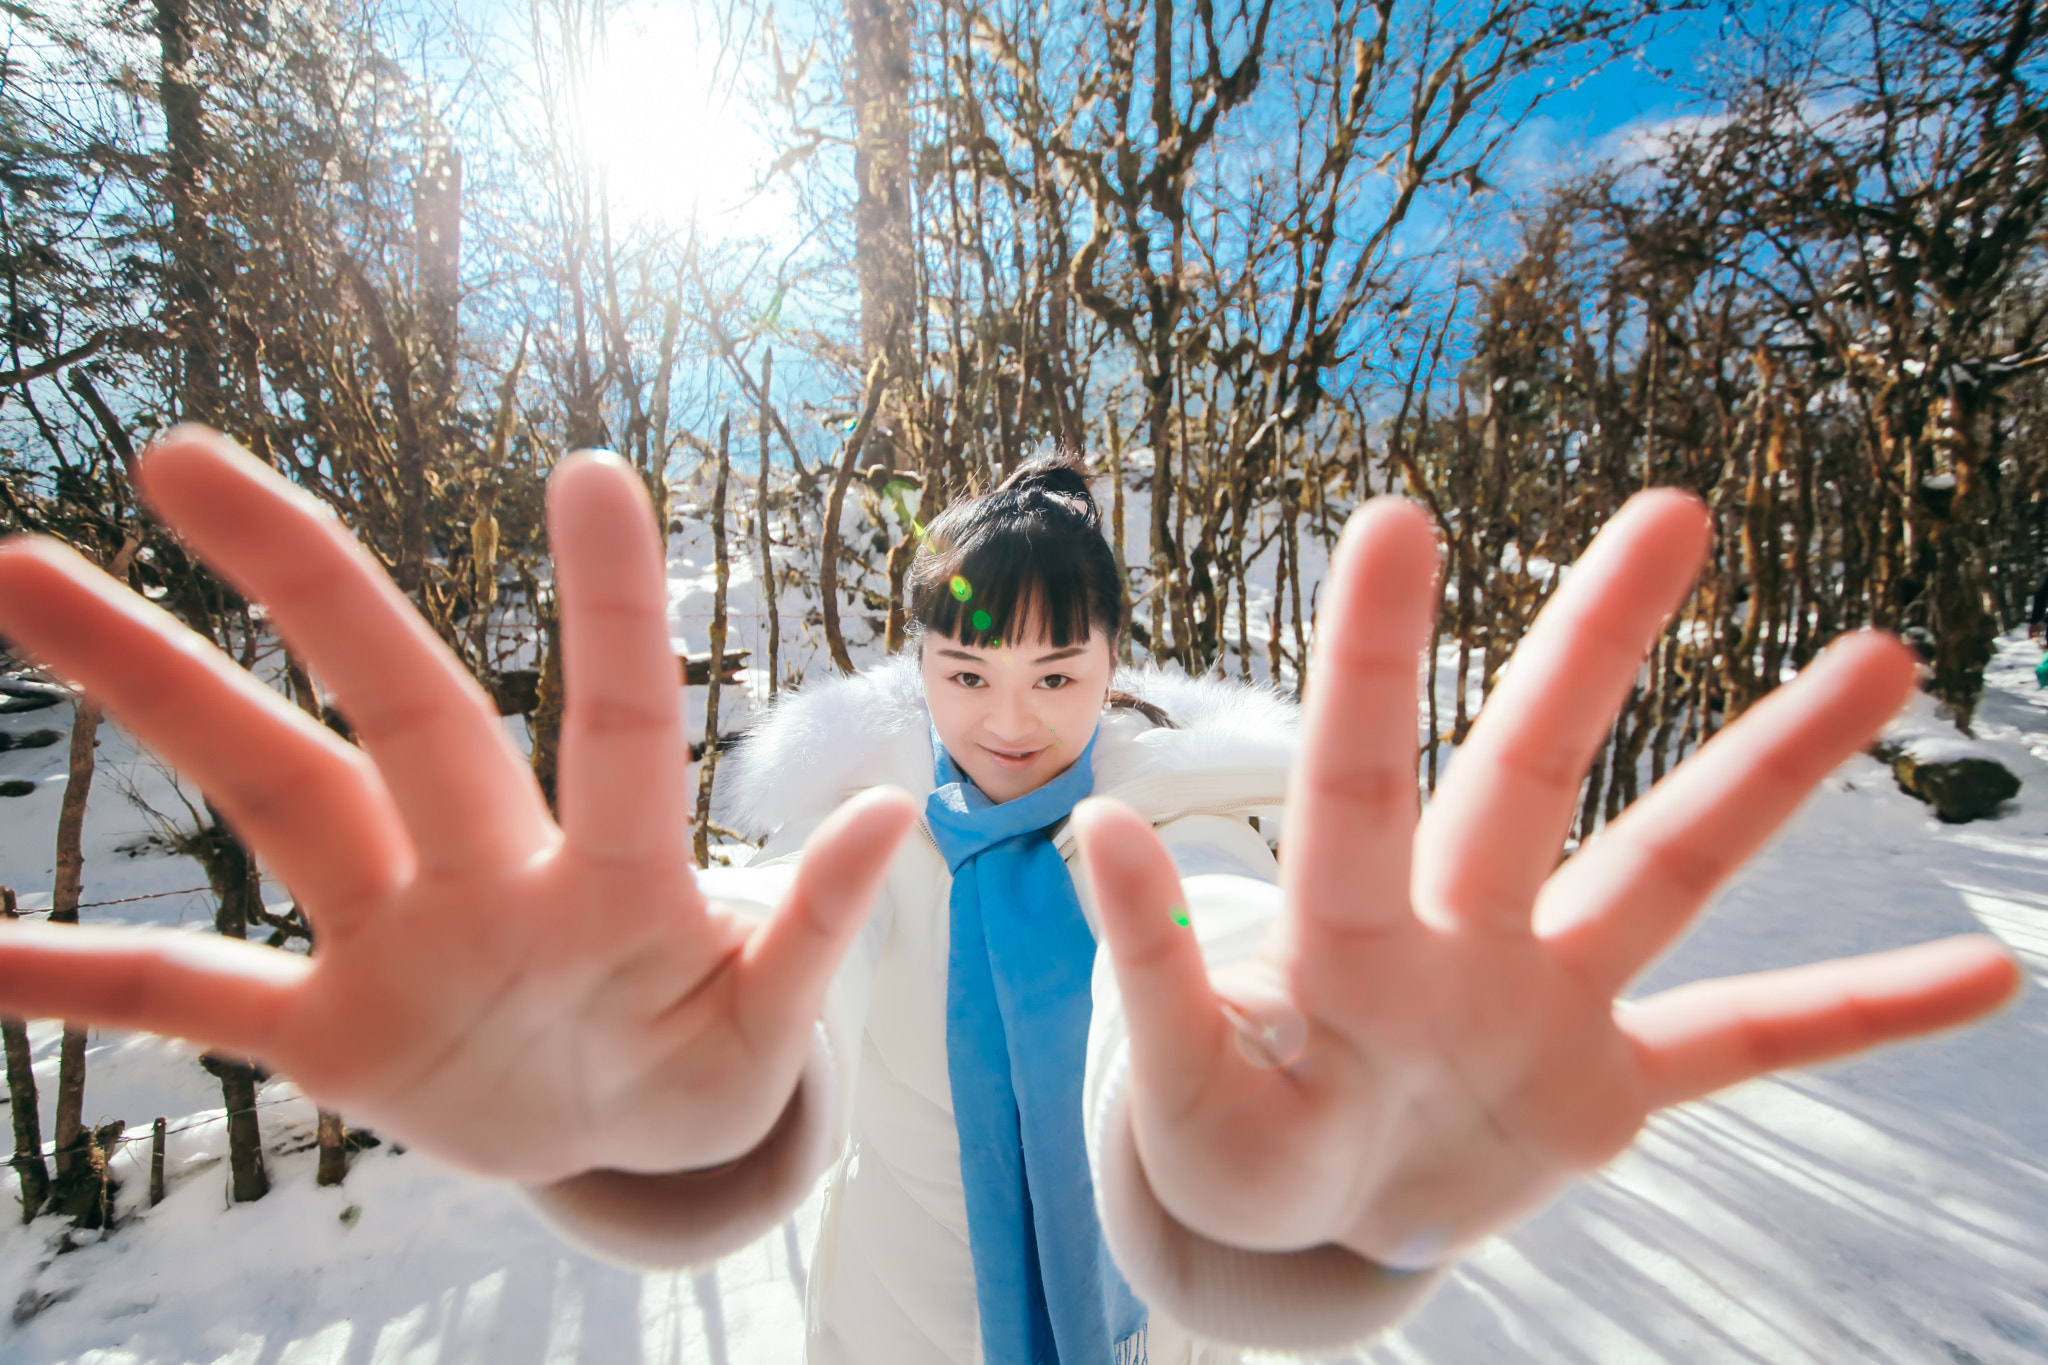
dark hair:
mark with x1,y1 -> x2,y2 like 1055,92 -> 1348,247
906,451 -> 1126,650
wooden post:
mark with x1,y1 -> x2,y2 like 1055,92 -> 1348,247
316,1111 -> 349,1187
149,1118 -> 166,1207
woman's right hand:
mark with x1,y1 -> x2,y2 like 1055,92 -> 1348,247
0,427 -> 914,1183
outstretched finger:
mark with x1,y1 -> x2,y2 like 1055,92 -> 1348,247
1621,936 -> 2021,1109
735,787 -> 918,1050
138,428 -> 555,874
1418,491 -> 1711,935
1537,632 -> 1917,997
552,453 -> 697,866
1286,498 -> 1438,933
1074,797 -> 1228,1120
0,922 -> 310,1063
0,538 -> 410,914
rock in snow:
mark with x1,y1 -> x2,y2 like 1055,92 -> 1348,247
1883,746 -> 2022,822
1876,692 -> 2024,822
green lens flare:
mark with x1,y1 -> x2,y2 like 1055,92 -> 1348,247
972,608 -> 992,632
886,481 -> 928,542
950,575 -> 973,602
1171,907 -> 1191,928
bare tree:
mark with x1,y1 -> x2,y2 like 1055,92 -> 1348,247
1,887 -> 48,1223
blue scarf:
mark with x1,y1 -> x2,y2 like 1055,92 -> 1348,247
926,730 -> 1148,1365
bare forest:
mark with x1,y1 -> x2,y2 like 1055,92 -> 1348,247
0,0 -> 2044,1229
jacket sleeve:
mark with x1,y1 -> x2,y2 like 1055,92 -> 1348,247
521,819 -> 890,1270
1082,812 -> 1449,1354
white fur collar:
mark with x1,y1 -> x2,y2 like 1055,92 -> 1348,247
714,653 -> 1298,838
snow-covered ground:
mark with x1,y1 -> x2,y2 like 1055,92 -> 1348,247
3,485 -> 2046,1362
1366,639 -> 2048,1365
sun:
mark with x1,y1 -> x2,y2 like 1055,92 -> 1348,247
575,0 -> 782,235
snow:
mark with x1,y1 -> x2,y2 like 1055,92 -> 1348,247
5,514 -> 2048,1361
1361,642 -> 2048,1364
1881,688 -> 2015,767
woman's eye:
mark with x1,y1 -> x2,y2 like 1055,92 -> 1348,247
952,672 -> 987,689
1039,674 -> 1071,690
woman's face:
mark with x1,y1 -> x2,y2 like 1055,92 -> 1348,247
920,621 -> 1116,803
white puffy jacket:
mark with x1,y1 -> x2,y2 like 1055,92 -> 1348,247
525,658 -> 1443,1363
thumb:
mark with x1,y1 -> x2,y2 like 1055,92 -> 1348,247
737,786 -> 917,1046
1074,797 -> 1229,1120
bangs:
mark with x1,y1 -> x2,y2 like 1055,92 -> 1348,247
904,450 -> 1125,651
918,528 -> 1100,649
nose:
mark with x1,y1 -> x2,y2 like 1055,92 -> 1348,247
984,689 -> 1039,746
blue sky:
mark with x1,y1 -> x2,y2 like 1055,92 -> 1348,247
1543,10 -> 1719,148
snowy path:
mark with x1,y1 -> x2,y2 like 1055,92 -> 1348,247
2,638 -> 2045,1364
1366,638 -> 2048,1364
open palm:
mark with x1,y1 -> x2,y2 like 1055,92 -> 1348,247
0,429 -> 914,1184
1074,495 -> 2019,1280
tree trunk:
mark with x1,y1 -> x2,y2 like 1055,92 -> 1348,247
1107,407 -> 1134,666
530,610 -> 564,812
1923,409 -> 1994,727
694,418 -> 731,866
190,811 -> 269,1203
1148,382 -> 1178,665
646,296 -> 682,531
48,698 -> 101,1203
282,651 -> 351,1187
198,1051 -> 266,1203
757,350 -> 781,697
44,535 -> 141,1224
154,0 -> 220,424
845,0 -> 916,456
820,358 -> 889,674
404,135 -> 463,596
1283,473 -> 1307,690
1,887 -> 49,1222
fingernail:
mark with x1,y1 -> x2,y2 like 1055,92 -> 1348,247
1381,1226 -> 1453,1272
1077,801 -> 1142,870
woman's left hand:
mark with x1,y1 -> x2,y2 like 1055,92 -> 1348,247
1073,491 -> 2021,1268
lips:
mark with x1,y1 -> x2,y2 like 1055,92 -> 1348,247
979,743 -> 1046,770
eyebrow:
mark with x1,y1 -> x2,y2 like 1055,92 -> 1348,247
935,644 -> 1090,664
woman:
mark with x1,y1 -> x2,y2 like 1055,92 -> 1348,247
648,453 -> 1306,1361
0,429 -> 2020,1363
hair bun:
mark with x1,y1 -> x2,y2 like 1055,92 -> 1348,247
996,451 -> 1098,522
